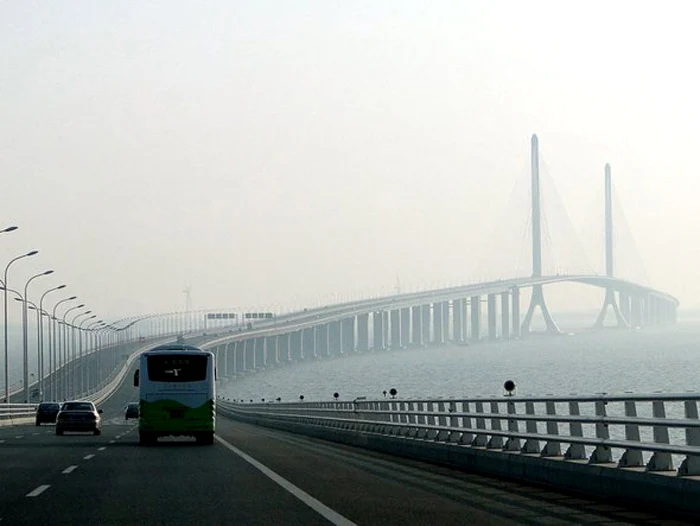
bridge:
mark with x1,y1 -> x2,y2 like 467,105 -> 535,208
0,136 -> 691,523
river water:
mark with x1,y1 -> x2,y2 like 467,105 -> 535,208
220,312 -> 700,403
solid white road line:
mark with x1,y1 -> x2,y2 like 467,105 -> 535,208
98,446 -> 106,451
83,454 -> 95,460
215,435 -> 356,526
62,465 -> 78,474
26,485 -> 50,497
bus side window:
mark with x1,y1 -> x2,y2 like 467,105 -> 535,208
134,369 -> 140,387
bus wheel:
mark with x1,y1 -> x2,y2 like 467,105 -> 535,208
196,432 -> 214,445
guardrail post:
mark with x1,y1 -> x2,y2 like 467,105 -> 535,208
589,399 -> 613,463
398,401 -> 409,436
486,401 -> 504,449
521,400 -> 540,453
541,399 -> 561,457
679,400 -> 700,476
406,401 -> 418,438
426,401 -> 438,439
416,401 -> 428,439
436,401 -> 449,441
459,401 -> 474,445
504,399 -> 520,451
564,400 -> 586,460
618,400 -> 644,468
646,400 -> 673,471
448,400 -> 461,443
472,401 -> 488,447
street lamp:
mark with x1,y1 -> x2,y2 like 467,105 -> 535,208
59,303 -> 84,400
22,269 -> 54,402
50,296 -> 77,401
77,314 -> 97,396
38,284 -> 66,399
68,309 -> 91,399
3,249 -> 38,403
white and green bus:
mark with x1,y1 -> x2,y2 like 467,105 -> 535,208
133,344 -> 216,445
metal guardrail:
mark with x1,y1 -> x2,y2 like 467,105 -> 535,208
217,392 -> 700,476
0,403 -> 37,426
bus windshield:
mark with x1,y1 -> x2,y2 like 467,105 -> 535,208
147,354 -> 208,383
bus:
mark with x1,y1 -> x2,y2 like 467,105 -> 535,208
133,344 -> 216,445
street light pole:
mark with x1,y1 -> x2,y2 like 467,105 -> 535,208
50,296 -> 77,401
60,303 -> 84,400
85,320 -> 103,392
22,269 -> 53,402
77,315 -> 97,396
38,284 -> 66,400
68,310 -> 91,399
2,249 -> 37,403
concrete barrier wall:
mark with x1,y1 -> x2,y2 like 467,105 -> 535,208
225,411 -> 700,516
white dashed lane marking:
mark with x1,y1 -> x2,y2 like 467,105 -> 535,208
14,436 -> 23,439
32,433 -> 39,436
0,440 -> 5,444
83,454 -> 95,460
98,446 -> 106,451
26,485 -> 50,497
109,440 -> 115,444
62,465 -> 78,474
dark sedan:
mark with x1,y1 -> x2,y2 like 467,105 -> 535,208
35,402 -> 61,425
56,401 -> 103,436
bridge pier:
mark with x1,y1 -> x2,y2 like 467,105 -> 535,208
452,299 -> 464,343
341,317 -> 355,354
373,311 -> 386,350
278,333 -> 291,363
290,330 -> 303,361
433,302 -> 444,344
235,340 -> 244,374
255,337 -> 265,368
631,296 -> 643,328
487,294 -> 497,340
302,327 -> 316,359
357,313 -> 369,352
315,323 -> 329,357
619,292 -> 631,324
421,305 -> 431,345
411,306 -> 423,346
244,339 -> 254,371
470,296 -> 480,341
400,308 -> 410,348
501,292 -> 510,340
390,309 -> 401,348
329,321 -> 341,356
594,288 -> 629,329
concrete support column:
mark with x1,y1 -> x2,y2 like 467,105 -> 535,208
470,296 -> 481,341
265,336 -> 278,366
373,311 -> 385,350
315,323 -> 330,357
411,306 -> 423,346
501,292 -> 510,340
329,321 -> 341,356
244,339 -> 255,371
234,340 -> 244,374
421,305 -> 431,344
511,287 -> 521,339
452,299 -> 464,342
341,317 -> 355,354
357,313 -> 369,352
645,295 -> 654,326
620,292 -> 631,323
433,303 -> 444,344
290,330 -> 303,361
390,309 -> 401,349
400,308 -> 410,348
278,333 -> 290,363
487,294 -> 497,340
255,337 -> 265,368
302,327 -> 316,359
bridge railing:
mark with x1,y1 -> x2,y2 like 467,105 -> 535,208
218,392 -> 700,476
0,403 -> 37,425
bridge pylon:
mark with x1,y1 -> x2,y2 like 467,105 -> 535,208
521,134 -> 560,335
594,164 -> 629,329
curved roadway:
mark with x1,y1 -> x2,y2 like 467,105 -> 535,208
0,366 -> 691,525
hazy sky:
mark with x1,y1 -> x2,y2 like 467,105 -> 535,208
1,1 -> 699,321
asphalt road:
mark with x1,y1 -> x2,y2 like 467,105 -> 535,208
0,369 -> 693,525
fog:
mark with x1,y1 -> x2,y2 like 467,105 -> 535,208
1,1 -> 698,323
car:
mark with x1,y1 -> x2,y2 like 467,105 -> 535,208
55,401 -> 103,436
35,402 -> 61,425
125,402 -> 139,420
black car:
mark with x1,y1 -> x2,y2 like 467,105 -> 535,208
56,401 -> 103,436
125,403 -> 139,420
35,402 -> 61,425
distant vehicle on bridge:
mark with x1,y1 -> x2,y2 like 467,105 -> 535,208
133,344 -> 216,445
